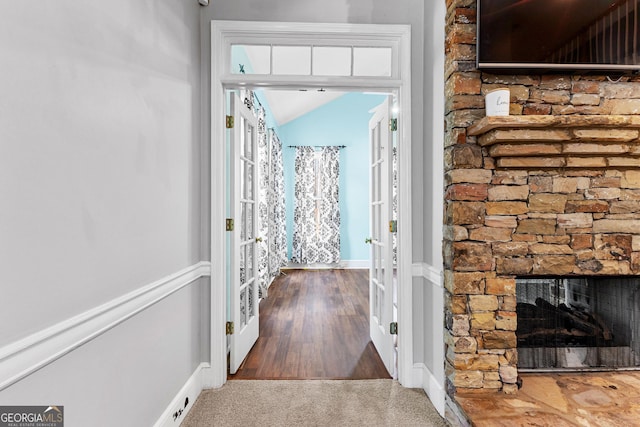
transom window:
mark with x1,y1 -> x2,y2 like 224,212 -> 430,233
231,44 -> 393,77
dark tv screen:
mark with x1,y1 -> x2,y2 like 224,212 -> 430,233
477,0 -> 640,73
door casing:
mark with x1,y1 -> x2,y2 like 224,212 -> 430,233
207,20 -> 413,388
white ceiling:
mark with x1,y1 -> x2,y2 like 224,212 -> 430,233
259,89 -> 346,126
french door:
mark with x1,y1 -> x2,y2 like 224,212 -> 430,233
368,97 -> 395,376
229,92 -> 260,374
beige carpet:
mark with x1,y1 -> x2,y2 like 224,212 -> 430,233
182,379 -> 446,427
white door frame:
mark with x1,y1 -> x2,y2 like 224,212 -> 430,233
207,20 -> 413,388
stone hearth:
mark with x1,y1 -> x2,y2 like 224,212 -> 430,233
453,371 -> 640,426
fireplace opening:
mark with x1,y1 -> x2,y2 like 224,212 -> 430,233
516,277 -> 640,370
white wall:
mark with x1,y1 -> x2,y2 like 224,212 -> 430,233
424,0 -> 446,271
0,2 -> 206,425
1,284 -> 205,426
420,1 -> 447,414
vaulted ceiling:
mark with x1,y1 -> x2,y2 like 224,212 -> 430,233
259,89 -> 345,126
239,45 -> 389,126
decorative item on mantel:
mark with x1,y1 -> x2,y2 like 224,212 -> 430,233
485,88 -> 510,117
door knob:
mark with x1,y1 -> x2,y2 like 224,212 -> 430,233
256,237 -> 263,243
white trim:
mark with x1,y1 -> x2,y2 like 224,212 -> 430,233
394,21 -> 413,389
0,262 -> 211,391
285,260 -> 371,269
408,363 -> 445,417
411,262 -> 444,288
340,259 -> 371,269
408,265 -> 445,417
154,362 -> 209,427
406,362 -> 425,388
206,18 -> 228,390
411,262 -> 431,278
222,75 -> 403,91
209,20 -> 413,390
422,363 -> 446,417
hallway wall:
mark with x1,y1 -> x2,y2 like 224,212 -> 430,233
0,2 -> 206,426
423,0 -> 447,407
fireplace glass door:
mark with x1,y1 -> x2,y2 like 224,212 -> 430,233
517,277 -> 640,370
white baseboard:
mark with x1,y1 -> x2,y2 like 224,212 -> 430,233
0,262 -> 211,391
285,260 -> 370,269
408,264 -> 445,420
406,362 -> 425,388
340,259 -> 370,269
154,362 -> 209,427
412,363 -> 445,418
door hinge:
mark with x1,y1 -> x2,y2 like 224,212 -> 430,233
226,321 -> 234,335
225,115 -> 234,129
226,218 -> 234,231
390,322 -> 398,335
389,118 -> 398,132
389,220 -> 397,233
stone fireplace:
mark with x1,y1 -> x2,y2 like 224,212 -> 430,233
444,113 -> 640,395
444,105 -> 640,395
444,1 -> 640,399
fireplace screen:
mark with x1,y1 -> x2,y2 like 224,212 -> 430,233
516,277 -> 640,369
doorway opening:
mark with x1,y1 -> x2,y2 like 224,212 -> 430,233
209,20 -> 413,389
225,87 -> 398,379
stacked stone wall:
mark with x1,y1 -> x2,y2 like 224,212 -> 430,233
444,0 -> 640,397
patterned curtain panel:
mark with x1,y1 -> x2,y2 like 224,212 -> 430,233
318,147 -> 341,263
292,146 -> 341,264
392,146 -> 398,266
255,104 -> 270,296
292,147 -> 316,263
242,89 -> 288,297
268,130 -> 287,276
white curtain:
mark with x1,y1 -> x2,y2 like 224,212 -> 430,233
292,146 -> 341,264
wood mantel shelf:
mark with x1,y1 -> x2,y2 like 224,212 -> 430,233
468,115 -> 640,168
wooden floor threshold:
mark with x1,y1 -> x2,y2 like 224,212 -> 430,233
228,269 -> 391,380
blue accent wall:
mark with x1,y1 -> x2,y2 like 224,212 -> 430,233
279,92 -> 386,261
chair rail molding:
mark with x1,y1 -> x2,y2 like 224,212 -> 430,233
0,261 -> 211,391
412,262 -> 443,287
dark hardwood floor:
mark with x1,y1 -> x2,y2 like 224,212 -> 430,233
229,269 -> 391,380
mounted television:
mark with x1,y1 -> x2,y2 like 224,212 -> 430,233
477,0 -> 640,74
